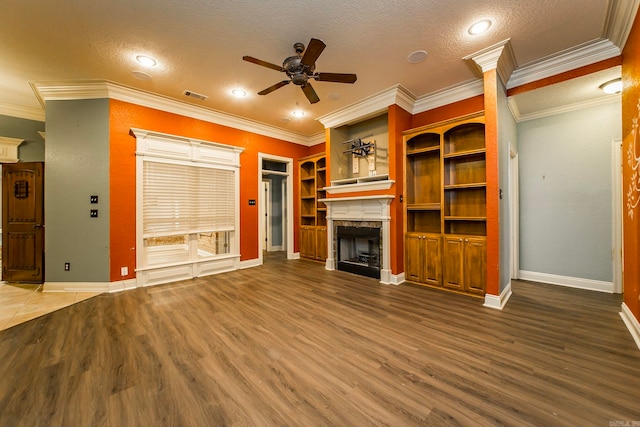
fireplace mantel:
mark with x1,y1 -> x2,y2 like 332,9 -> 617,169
320,196 -> 396,284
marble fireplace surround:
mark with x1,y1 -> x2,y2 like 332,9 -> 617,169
320,195 -> 395,285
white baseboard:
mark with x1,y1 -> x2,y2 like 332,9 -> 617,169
519,270 -> 613,293
109,278 -> 138,293
382,271 -> 404,286
44,282 -> 110,293
483,281 -> 513,310
239,258 -> 261,269
291,252 -> 300,260
620,303 -> 640,351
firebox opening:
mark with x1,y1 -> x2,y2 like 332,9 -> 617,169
336,226 -> 381,279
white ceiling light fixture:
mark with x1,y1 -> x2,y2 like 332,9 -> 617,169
292,109 -> 305,118
136,55 -> 157,67
600,78 -> 623,94
407,50 -> 428,64
231,89 -> 247,98
468,19 -> 492,35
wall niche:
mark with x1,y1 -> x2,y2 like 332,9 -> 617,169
329,113 -> 389,185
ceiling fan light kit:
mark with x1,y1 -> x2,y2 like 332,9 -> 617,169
243,38 -> 357,104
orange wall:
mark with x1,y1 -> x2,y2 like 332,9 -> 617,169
483,70 -> 500,296
389,105 -> 412,274
622,13 -> 640,321
507,57 -> 622,97
109,99 -> 315,282
412,95 -> 484,128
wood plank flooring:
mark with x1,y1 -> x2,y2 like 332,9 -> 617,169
0,253 -> 639,426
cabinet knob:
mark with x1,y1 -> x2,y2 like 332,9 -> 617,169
459,238 -> 463,242
465,239 -> 469,242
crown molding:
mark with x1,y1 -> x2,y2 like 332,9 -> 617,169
508,92 -> 621,122
31,80 -> 318,146
463,39 -> 517,86
413,79 -> 484,115
604,0 -> 640,50
317,84 -> 416,129
507,38 -> 620,89
0,101 -> 45,122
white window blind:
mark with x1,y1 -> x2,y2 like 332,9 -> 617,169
143,161 -> 235,236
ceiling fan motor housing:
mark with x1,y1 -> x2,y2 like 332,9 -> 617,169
283,55 -> 314,85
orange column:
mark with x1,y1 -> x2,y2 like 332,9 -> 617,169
483,68 -> 500,297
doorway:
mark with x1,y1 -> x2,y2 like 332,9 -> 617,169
509,145 -> 519,280
258,154 -> 293,264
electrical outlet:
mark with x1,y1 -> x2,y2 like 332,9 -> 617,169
121,266 -> 128,276
64,262 -> 70,271
90,209 -> 98,218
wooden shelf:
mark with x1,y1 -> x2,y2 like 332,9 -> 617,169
298,153 -> 328,261
404,114 -> 487,295
444,216 -> 487,221
444,183 -> 486,190
443,148 -> 486,158
407,146 -> 440,155
407,203 -> 441,210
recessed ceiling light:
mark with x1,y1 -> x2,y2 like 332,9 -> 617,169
407,50 -> 428,64
600,78 -> 623,94
132,71 -> 152,81
292,110 -> 305,118
468,19 -> 492,35
136,55 -> 157,67
231,89 -> 247,98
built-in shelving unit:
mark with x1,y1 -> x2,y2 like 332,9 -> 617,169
403,113 -> 487,296
298,153 -> 327,261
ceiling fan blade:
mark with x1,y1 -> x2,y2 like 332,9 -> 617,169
315,72 -> 358,84
301,83 -> 320,104
258,80 -> 290,95
243,56 -> 284,72
300,38 -> 326,67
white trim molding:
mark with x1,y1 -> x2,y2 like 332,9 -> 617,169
0,136 -> 23,163
317,84 -> 415,129
0,101 -> 45,122
32,80 -> 320,147
43,282 -> 110,293
620,303 -> 640,350
519,270 -> 613,293
483,281 -> 513,310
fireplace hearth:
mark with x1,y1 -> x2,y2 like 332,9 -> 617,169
336,226 -> 381,279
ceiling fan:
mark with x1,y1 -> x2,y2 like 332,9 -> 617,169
243,38 -> 357,104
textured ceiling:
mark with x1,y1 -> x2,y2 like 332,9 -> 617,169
0,0 -> 629,136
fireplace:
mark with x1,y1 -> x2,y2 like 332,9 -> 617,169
321,196 -> 397,284
336,225 -> 381,279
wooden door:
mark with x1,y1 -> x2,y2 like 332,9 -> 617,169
464,237 -> 486,295
423,234 -> 442,285
443,236 -> 463,290
404,234 -> 423,282
2,162 -> 44,283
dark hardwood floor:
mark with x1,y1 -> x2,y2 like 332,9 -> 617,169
0,254 -> 639,426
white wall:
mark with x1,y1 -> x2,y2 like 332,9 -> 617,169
518,100 -> 621,283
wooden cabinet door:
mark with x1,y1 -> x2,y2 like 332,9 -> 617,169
424,234 -> 442,285
315,227 -> 327,261
300,226 -> 315,259
404,234 -> 424,282
443,237 -> 464,290
464,237 -> 486,294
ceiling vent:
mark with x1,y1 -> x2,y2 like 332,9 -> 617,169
183,90 -> 208,101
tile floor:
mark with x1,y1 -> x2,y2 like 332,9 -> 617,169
0,283 -> 101,331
